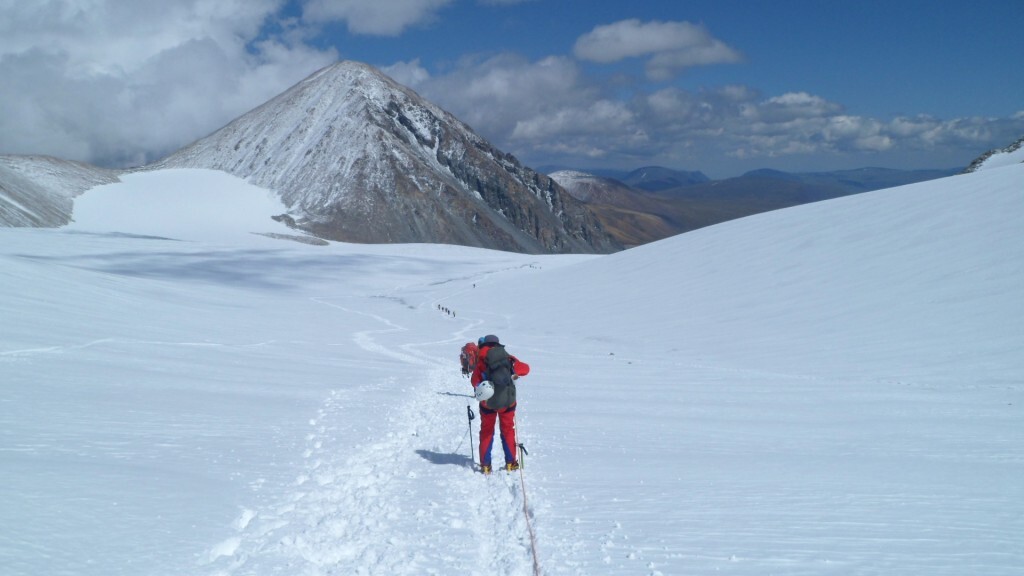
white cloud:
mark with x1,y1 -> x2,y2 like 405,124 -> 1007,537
301,0 -> 454,36
645,40 -> 744,80
412,52 -> 1024,175
392,53 -> 652,161
752,92 -> 845,122
573,19 -> 742,79
1,3 -> 1019,177
511,99 -> 637,142
0,0 -> 337,166
383,59 -> 432,89
405,53 -> 598,139
0,0 -> 283,74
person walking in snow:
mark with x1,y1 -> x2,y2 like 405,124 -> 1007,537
471,334 -> 529,474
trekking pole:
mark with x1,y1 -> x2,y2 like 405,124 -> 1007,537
466,404 -> 476,470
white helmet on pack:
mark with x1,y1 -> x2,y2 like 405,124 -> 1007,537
474,381 -> 494,402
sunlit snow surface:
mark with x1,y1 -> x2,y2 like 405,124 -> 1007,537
65,169 -> 294,242
2,166 -> 1022,575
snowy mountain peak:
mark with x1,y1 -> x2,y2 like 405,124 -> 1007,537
150,61 -> 618,254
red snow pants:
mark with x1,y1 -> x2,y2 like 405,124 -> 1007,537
479,402 -> 517,467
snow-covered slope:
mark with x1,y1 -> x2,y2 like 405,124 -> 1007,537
501,164 -> 1024,383
151,61 -> 616,254
2,165 -> 1021,575
64,169 -> 304,244
549,170 -> 633,203
0,155 -> 120,226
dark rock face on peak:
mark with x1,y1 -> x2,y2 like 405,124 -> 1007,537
151,61 -> 619,254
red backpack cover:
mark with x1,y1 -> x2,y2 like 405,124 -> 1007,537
459,342 -> 479,376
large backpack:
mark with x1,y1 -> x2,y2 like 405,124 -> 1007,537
482,344 -> 516,409
459,342 -> 479,376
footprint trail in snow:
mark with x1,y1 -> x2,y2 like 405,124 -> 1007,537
203,307 -> 538,576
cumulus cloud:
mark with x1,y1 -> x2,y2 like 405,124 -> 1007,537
0,0 -> 337,166
2,2 -> 1019,177
383,59 -> 433,88
302,0 -> 454,36
574,19 -> 742,80
387,53 -> 651,160
0,0 -> 284,74
398,51 -> 1024,176
395,53 -> 602,139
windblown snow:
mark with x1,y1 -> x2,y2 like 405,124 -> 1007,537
2,165 -> 1022,576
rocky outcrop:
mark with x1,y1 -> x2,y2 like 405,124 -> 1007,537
963,136 -> 1024,173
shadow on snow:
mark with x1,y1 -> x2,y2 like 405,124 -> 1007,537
416,449 -> 474,468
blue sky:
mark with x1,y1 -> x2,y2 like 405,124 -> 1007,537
1,0 -> 1021,178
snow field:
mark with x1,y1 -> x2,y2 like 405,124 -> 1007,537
2,165 -> 1022,575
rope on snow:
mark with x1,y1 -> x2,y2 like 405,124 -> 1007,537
517,448 -> 541,576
